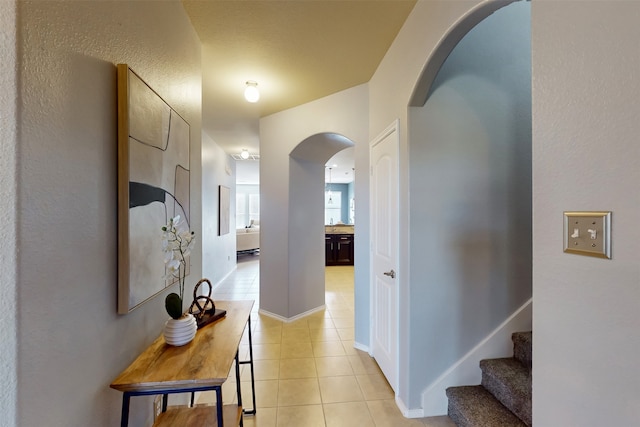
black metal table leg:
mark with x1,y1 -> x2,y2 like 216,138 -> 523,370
120,393 -> 131,427
235,351 -> 244,427
239,314 -> 257,415
216,386 -> 224,426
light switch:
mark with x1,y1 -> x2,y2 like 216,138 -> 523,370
563,211 -> 611,259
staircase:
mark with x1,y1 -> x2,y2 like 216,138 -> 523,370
446,331 -> 532,427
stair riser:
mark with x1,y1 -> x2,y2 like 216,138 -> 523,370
446,332 -> 532,427
446,386 -> 527,427
513,345 -> 531,370
512,332 -> 532,370
481,372 -> 532,426
447,401 -> 469,427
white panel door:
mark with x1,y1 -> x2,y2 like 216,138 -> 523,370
370,121 -> 399,391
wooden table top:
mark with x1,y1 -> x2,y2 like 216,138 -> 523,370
110,300 -> 254,393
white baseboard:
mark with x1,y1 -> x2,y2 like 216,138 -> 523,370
397,396 -> 424,418
258,305 -> 326,323
421,298 -> 532,417
353,341 -> 369,353
209,266 -> 236,292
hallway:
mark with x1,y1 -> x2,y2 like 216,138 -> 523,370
202,257 -> 454,427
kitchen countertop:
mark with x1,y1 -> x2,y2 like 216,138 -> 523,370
325,225 -> 354,234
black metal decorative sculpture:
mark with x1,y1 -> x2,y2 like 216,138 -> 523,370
188,278 -> 226,329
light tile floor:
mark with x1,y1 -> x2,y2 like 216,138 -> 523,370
199,255 -> 455,427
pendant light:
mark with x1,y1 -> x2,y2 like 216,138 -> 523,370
327,167 -> 333,204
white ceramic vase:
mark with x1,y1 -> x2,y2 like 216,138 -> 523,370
163,313 -> 197,346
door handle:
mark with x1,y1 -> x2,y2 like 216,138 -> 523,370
383,269 -> 395,279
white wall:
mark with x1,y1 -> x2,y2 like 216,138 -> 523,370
408,1 -> 531,410
532,1 -> 640,425
0,1 -> 18,426
201,131 -> 237,287
259,85 -> 368,319
17,2 -> 201,426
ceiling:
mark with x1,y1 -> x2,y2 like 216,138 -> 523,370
235,147 -> 356,186
325,147 -> 355,184
182,0 -> 416,159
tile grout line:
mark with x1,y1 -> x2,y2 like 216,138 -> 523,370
206,260 -> 448,426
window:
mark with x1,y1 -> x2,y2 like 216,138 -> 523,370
236,193 -> 247,229
325,190 -> 342,225
249,193 -> 260,224
236,185 -> 259,228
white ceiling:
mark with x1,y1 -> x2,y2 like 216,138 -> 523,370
325,147 -> 355,184
235,147 -> 355,185
182,0 -> 416,158
236,159 -> 260,185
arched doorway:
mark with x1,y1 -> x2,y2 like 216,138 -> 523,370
398,0 -> 532,415
284,133 -> 355,318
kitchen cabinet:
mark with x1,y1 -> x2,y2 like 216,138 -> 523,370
325,233 -> 354,266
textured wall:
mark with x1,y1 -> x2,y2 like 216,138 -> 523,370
408,1 -> 531,409
201,131 -> 237,286
369,0 -> 484,410
532,1 -> 640,425
0,1 -> 18,426
17,2 -> 201,425
259,85 -> 368,319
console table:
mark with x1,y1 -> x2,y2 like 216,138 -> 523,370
110,300 -> 256,427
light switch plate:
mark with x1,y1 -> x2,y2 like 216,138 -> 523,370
563,211 -> 611,259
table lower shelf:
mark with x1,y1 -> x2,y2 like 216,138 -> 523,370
153,404 -> 242,427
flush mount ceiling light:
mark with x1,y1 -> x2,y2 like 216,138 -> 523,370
240,149 -> 250,160
244,81 -> 260,103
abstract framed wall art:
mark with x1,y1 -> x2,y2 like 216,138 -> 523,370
117,64 -> 191,314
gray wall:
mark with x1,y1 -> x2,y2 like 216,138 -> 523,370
17,2 -> 202,426
1,1 -> 18,425
532,1 -> 640,425
202,131 -> 237,286
285,133 -> 354,318
289,157 -> 327,315
407,2 -> 531,407
368,0 -> 488,408
10,1 -> 639,424
260,86 -> 368,319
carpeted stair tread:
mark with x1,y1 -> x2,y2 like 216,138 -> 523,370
512,331 -> 532,370
446,385 -> 526,427
480,358 -> 532,426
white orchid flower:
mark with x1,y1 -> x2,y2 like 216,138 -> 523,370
160,215 -> 197,315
